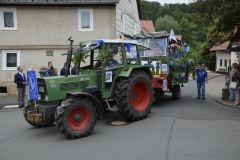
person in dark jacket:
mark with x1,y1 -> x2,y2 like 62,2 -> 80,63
14,66 -> 27,108
60,63 -> 70,76
47,61 -> 54,76
230,63 -> 240,106
71,65 -> 77,75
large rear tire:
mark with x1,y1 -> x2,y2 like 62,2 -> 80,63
55,98 -> 97,139
114,70 -> 154,121
172,85 -> 181,100
23,100 -> 55,127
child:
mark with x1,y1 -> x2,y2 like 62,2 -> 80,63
53,68 -> 58,76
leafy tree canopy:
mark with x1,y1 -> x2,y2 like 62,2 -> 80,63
155,15 -> 179,33
196,0 -> 240,44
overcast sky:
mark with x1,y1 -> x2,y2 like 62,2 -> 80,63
146,0 -> 189,5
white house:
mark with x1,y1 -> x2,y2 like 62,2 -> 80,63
210,41 -> 231,73
0,0 -> 142,96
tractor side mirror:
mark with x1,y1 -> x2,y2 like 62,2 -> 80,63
112,45 -> 118,54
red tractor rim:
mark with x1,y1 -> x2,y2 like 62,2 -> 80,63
68,107 -> 91,131
130,81 -> 150,111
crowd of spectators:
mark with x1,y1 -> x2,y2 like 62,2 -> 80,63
40,61 -> 77,77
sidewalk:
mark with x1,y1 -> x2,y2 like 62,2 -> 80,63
0,96 -> 18,108
206,73 -> 240,109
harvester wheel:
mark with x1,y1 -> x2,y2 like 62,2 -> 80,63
172,85 -> 181,100
55,98 -> 97,139
114,70 -> 154,121
23,100 -> 54,127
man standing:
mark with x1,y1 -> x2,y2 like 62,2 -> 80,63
196,64 -> 208,100
14,66 -> 27,108
47,61 -> 54,76
71,64 -> 77,75
60,62 -> 70,76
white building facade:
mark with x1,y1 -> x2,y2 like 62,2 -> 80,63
0,0 -> 142,96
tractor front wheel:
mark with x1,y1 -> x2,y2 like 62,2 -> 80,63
115,70 -> 154,121
55,98 -> 97,139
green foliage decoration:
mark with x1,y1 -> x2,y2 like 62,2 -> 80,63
100,44 -> 112,65
71,42 -> 89,66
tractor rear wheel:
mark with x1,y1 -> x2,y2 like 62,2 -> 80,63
114,70 -> 154,121
172,85 -> 181,100
23,100 -> 54,127
55,98 -> 97,139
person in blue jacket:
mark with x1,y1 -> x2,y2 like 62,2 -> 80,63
14,66 -> 27,108
60,63 -> 70,76
196,64 -> 208,100
71,65 -> 77,75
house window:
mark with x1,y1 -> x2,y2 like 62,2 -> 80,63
78,9 -> 93,31
121,14 -> 125,32
220,59 -> 222,66
0,8 -> 18,30
224,59 -> 227,67
2,50 -> 20,70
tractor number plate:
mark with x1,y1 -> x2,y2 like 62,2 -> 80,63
39,87 -> 44,93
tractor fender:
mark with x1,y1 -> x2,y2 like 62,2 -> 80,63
65,92 -> 103,119
118,66 -> 153,78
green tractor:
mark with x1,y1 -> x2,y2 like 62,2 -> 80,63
24,38 -> 154,139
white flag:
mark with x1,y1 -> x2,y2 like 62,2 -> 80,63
169,29 -> 177,42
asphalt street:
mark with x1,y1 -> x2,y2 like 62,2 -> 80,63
0,77 -> 240,160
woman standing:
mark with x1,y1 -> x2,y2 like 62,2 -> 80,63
230,63 -> 240,106
227,63 -> 238,103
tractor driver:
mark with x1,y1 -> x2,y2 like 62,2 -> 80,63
94,53 -> 119,71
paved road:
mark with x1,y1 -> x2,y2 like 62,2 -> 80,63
1,77 -> 240,160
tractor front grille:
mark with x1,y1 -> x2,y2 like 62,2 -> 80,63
59,82 -> 70,91
70,81 -> 80,89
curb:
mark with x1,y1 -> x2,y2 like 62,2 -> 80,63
0,108 -> 22,112
212,97 -> 240,109
207,73 -> 240,109
208,73 -> 222,80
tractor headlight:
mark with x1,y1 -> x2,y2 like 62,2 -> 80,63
45,95 -> 48,100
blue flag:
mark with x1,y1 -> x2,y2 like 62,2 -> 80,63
27,70 -> 39,101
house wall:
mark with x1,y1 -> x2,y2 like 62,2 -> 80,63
116,0 -> 141,37
216,51 -> 231,72
0,6 -> 116,77
231,51 -> 238,64
0,5 -> 116,95
0,6 -> 116,46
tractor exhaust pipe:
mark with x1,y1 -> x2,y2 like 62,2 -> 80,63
65,37 -> 74,77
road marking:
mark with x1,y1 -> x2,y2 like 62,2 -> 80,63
3,105 -> 19,108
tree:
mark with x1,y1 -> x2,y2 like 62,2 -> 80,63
155,15 -> 179,33
179,18 -> 198,47
140,0 -> 162,25
196,0 -> 240,44
199,25 -> 225,70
